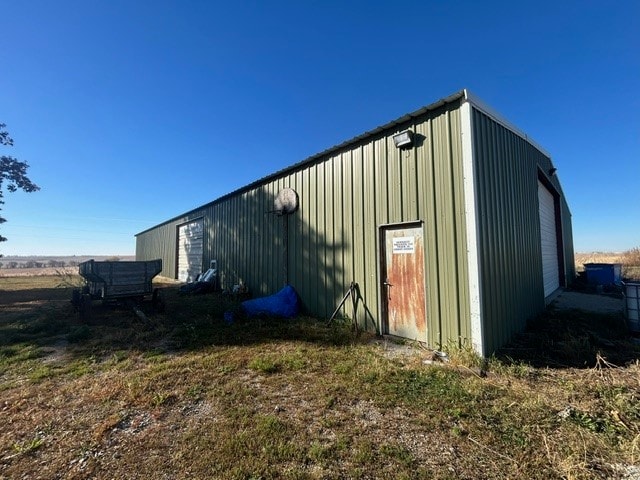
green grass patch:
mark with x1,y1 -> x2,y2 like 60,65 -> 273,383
248,355 -> 281,374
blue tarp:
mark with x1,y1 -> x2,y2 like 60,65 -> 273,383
242,285 -> 299,318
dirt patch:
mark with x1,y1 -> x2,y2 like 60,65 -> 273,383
0,288 -> 72,305
41,338 -> 70,364
370,336 -> 425,358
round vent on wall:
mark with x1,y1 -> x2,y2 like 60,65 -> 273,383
274,188 -> 299,215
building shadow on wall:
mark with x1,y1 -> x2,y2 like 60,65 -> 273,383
0,180 -> 384,360
204,184 -> 358,322
168,184 -> 381,349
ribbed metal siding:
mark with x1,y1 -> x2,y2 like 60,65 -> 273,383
136,101 -> 470,349
472,108 -> 572,353
135,212 -> 206,280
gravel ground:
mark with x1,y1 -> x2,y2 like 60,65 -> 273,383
551,290 -> 624,314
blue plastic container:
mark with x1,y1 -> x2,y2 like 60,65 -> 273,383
584,263 -> 622,286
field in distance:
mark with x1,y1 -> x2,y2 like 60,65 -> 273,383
575,247 -> 640,281
1,248 -> 638,280
0,255 -> 135,277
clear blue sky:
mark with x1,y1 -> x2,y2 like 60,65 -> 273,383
1,0 -> 638,256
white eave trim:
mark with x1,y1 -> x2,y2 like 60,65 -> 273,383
460,99 -> 485,357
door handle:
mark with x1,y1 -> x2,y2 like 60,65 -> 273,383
383,279 -> 393,287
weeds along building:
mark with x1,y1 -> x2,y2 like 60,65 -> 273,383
136,89 -> 574,356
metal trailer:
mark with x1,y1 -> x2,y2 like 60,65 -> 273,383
72,259 -> 164,319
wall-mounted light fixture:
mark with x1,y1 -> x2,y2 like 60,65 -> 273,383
548,167 -> 557,176
392,129 -> 414,149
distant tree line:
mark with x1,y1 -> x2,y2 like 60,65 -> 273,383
0,259 -> 79,269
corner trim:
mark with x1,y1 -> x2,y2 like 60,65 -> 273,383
460,100 -> 485,357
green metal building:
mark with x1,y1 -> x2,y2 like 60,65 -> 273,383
136,89 -> 574,356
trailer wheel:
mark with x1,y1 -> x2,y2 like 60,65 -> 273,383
152,288 -> 166,313
80,294 -> 92,321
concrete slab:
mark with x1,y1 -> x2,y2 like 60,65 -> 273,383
551,291 -> 624,315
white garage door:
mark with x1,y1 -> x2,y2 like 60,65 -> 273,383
178,219 -> 204,282
538,181 -> 559,297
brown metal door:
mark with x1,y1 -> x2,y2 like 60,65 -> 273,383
382,225 -> 427,340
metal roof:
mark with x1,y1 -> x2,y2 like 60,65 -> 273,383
136,90 -> 467,236
136,89 -> 558,235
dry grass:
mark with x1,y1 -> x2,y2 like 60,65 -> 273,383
1,275 -> 639,479
575,247 -> 640,281
0,267 -> 78,278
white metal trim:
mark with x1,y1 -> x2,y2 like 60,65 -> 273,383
460,100 -> 485,357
